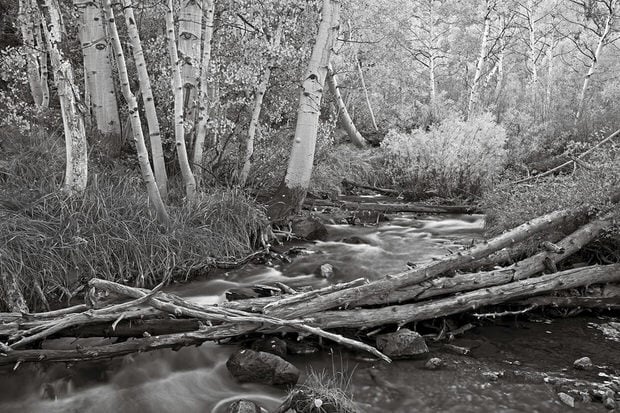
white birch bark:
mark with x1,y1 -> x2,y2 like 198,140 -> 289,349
467,2 -> 492,120
166,0 -> 196,201
33,17 -> 50,108
18,0 -> 44,107
103,0 -> 169,226
178,0 -> 203,115
193,0 -> 214,187
327,63 -> 366,148
121,0 -> 168,199
356,57 -> 378,131
76,0 -> 121,154
38,0 -> 88,195
574,13 -> 612,125
270,0 -> 341,217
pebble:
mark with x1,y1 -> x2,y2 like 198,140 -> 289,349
558,392 -> 575,408
424,358 -> 445,370
603,397 -> 616,410
573,356 -> 594,370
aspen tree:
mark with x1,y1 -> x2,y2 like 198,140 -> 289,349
121,0 -> 168,199
268,0 -> 341,219
38,0 -> 88,195
76,0 -> 121,155
166,0 -> 197,201
193,0 -> 214,187
103,0 -> 170,225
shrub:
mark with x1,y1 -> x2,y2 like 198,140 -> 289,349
380,112 -> 508,199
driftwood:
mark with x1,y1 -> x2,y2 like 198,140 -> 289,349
304,198 -> 481,214
515,295 -> 620,310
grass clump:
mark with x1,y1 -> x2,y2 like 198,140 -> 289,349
0,134 -> 269,312
282,368 -> 358,413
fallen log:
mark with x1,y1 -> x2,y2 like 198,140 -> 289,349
341,179 -> 401,196
350,212 -> 614,306
88,279 -> 391,362
303,264 -> 620,330
517,296 -> 620,310
304,198 -> 481,214
266,208 -> 581,318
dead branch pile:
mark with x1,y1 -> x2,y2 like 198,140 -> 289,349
0,201 -> 618,367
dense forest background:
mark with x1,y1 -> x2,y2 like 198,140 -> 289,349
0,0 -> 618,311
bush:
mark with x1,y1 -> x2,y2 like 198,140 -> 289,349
380,112 -> 508,199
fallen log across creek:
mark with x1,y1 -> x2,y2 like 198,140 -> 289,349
0,203 -> 618,366
304,198 -> 482,214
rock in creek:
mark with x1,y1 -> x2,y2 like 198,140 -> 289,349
375,328 -> 429,358
226,349 -> 300,385
291,216 -> 328,240
226,399 -> 263,413
424,357 -> 445,370
558,392 -> 575,408
318,263 -> 334,278
250,337 -> 287,358
573,356 -> 594,370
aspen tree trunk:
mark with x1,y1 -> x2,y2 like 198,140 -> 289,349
38,0 -> 88,195
18,0 -> 44,107
166,0 -> 197,201
103,0 -> 169,226
268,0 -> 340,220
239,25 -> 282,187
193,0 -> 214,188
356,57 -> 379,131
33,17 -> 50,108
178,0 -> 202,118
327,63 -> 366,148
526,0 -> 537,87
428,0 -> 436,105
467,2 -> 492,120
76,0 -> 122,155
121,0 -> 168,200
574,13 -> 612,126
544,39 -> 555,121
493,38 -> 505,121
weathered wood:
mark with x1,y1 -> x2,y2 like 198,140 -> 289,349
515,295 -> 620,310
304,264 -> 620,329
350,212 -> 614,306
304,198 -> 481,214
89,279 -> 390,361
266,208 -> 579,318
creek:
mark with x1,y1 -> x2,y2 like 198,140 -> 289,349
0,213 -> 618,412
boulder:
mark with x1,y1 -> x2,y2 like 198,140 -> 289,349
573,356 -> 593,370
226,349 -> 299,385
251,337 -> 287,358
375,329 -> 429,358
226,399 -> 262,413
291,216 -> 328,240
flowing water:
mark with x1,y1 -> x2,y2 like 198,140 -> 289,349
0,213 -> 618,412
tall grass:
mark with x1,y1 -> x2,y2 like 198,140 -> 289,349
285,366 -> 358,413
0,133 -> 269,311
